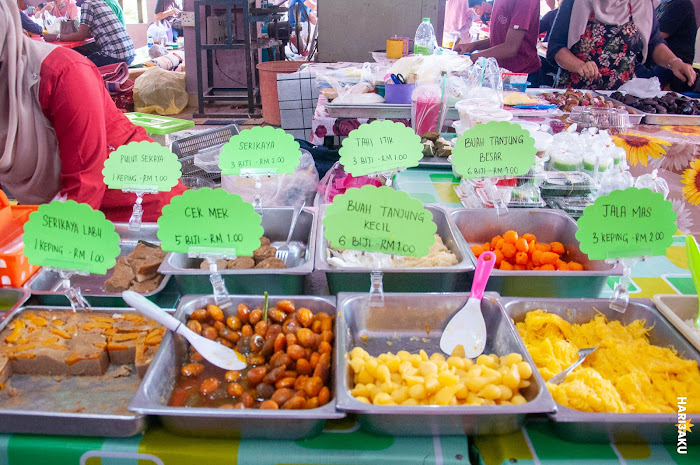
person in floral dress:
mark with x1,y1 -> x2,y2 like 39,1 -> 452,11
547,0 -> 696,90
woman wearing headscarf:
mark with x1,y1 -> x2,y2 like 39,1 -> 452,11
40,0 -> 79,19
547,0 -> 696,89
0,0 -> 185,221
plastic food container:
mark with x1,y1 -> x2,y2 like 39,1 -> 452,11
0,192 -> 39,287
334,292 -> 555,436
568,107 -> 631,134
538,171 -> 598,197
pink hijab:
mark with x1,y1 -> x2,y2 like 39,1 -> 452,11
568,0 -> 654,61
0,0 -> 62,204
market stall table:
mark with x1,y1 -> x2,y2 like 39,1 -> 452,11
30,35 -> 94,49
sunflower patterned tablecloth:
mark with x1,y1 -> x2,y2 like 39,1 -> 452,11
611,125 -> 700,235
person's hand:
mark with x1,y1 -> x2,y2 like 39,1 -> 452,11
453,41 -> 475,55
670,59 -> 697,87
43,33 -> 58,42
576,61 -> 600,80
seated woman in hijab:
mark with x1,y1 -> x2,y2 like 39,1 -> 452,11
0,0 -> 185,221
37,0 -> 79,20
547,0 -> 696,89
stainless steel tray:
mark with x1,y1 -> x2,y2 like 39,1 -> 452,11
325,102 -> 459,121
597,90 -> 700,126
335,292 -> 555,436
24,223 -> 178,308
315,204 -> 475,294
525,88 -> 644,123
451,208 -> 622,297
159,207 -> 316,295
0,287 -> 29,324
0,306 -> 154,437
505,297 -> 700,444
129,294 -> 343,439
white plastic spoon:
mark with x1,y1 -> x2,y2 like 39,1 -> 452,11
122,291 -> 246,371
440,251 -> 496,357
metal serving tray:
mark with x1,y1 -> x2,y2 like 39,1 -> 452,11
451,208 -> 622,297
505,297 -> 700,444
315,204 -> 474,294
130,294 -> 343,439
0,306 -> 157,437
335,292 -> 555,436
24,223 -> 178,308
325,102 -> 459,121
597,90 -> 700,126
525,88 -> 644,124
653,294 -> 700,352
160,207 -> 316,295
0,287 -> 29,324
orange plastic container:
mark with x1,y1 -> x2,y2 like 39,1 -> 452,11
0,192 -> 39,287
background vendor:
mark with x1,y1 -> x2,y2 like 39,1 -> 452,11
547,0 -> 696,89
44,0 -> 135,66
455,0 -> 542,85
0,0 -> 184,222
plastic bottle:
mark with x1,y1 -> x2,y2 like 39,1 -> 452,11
147,32 -> 154,48
414,18 -> 436,55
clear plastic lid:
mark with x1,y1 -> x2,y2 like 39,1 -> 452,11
538,171 -> 598,197
545,195 -> 595,218
567,107 -> 630,134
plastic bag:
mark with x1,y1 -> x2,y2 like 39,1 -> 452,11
221,150 -> 319,207
618,77 -> 663,99
387,55 -> 472,84
463,57 -> 503,106
147,20 -> 173,45
44,13 -> 60,34
133,67 -> 188,115
317,162 -> 384,203
412,78 -> 449,136
634,169 -> 670,199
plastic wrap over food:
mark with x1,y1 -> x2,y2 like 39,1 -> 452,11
221,150 -> 319,207
634,169 -> 670,199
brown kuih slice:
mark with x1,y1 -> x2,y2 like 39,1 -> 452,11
104,257 -> 135,293
0,354 -> 11,386
135,343 -> 159,378
128,244 -> 167,282
129,274 -> 163,294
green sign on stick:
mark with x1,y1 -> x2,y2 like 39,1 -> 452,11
219,126 -> 301,175
339,120 -> 423,176
102,141 -> 182,191
23,201 -> 121,274
576,188 -> 677,260
157,188 -> 264,255
323,185 -> 437,257
452,121 -> 536,179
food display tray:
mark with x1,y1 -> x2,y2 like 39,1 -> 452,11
0,305 -> 159,437
653,294 -> 700,352
315,205 -> 474,294
325,102 -> 459,121
525,88 -> 644,124
129,294 -> 343,439
24,223 -> 178,308
334,292 -> 555,436
0,287 -> 29,324
596,90 -> 700,126
450,209 -> 622,297
505,297 -> 700,444
160,207 -> 316,295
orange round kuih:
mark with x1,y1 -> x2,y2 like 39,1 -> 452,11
490,235 -> 503,249
515,238 -> 529,253
540,252 -> 559,265
515,251 -> 528,265
471,245 -> 484,257
550,241 -> 565,255
568,261 -> 584,271
493,249 -> 505,266
499,261 -> 514,270
540,264 -> 556,271
503,230 -> 518,244
502,242 -> 517,258
522,233 -> 536,243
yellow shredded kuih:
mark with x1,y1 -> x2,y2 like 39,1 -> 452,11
516,309 -> 700,413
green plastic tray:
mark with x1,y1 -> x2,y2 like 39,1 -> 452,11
124,112 -> 194,135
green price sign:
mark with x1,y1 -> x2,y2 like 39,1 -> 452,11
576,188 -> 677,260
218,126 -> 301,175
452,121 -> 536,179
338,120 -> 423,176
23,201 -> 121,274
323,185 -> 437,257
157,188 -> 263,255
102,141 -> 182,191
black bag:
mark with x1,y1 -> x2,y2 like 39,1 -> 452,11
296,139 -> 340,179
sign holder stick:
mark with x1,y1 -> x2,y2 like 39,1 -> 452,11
368,270 -> 385,307
52,268 -> 91,312
188,247 -> 238,311
605,251 -> 651,313
125,188 -> 158,232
